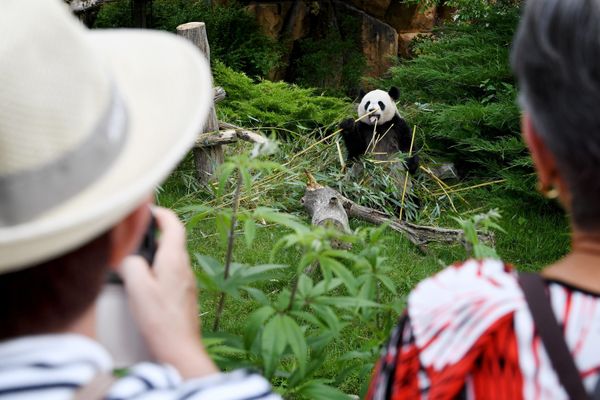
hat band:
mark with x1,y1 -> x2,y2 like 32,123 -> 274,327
0,85 -> 129,227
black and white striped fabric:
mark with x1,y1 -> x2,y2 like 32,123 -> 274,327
0,334 -> 280,400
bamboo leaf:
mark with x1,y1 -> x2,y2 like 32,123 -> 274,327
376,274 -> 397,294
244,305 -> 275,350
217,162 -> 236,197
261,314 -> 287,378
281,315 -> 308,376
297,380 -> 351,400
319,256 -> 356,293
244,218 -> 256,247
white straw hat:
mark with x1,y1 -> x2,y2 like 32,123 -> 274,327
0,0 -> 213,273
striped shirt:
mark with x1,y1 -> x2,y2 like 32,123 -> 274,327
0,334 -> 280,400
367,259 -> 600,400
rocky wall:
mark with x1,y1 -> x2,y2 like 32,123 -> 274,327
245,0 -> 448,77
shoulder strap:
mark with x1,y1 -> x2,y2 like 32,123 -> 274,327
518,271 -> 590,400
72,372 -> 117,400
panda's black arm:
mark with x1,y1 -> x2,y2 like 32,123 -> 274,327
393,115 -> 420,174
340,118 -> 367,161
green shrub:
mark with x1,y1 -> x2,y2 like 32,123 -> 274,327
213,62 -> 351,133
379,7 -> 535,194
94,0 -> 281,77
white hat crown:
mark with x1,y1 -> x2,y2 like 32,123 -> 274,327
0,0 -> 128,227
0,0 -> 113,173
0,0 -> 213,272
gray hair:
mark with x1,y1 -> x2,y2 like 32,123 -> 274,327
511,0 -> 600,231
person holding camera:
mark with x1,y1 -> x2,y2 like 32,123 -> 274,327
367,1 -> 600,399
0,1 -> 279,399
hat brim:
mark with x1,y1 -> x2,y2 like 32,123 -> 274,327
0,29 -> 213,272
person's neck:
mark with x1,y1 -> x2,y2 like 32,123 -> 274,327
542,229 -> 600,294
64,305 -> 97,339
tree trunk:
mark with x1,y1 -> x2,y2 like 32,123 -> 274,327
132,0 -> 152,28
176,22 -> 224,184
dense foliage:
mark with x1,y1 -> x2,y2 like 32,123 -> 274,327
95,0 -> 281,77
213,62 -> 350,133
291,13 -> 366,96
104,1 -> 569,397
379,7 -> 533,194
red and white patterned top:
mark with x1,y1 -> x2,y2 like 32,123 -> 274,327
367,259 -> 600,400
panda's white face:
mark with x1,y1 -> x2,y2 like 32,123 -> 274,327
358,89 -> 398,126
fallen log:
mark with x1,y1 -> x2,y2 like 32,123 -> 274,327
195,125 -> 268,147
302,173 -> 494,251
302,180 -> 350,233
213,86 -> 226,104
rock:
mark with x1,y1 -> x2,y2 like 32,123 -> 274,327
429,162 -> 458,181
246,1 -> 309,41
411,5 -> 436,31
398,32 -> 432,58
246,3 -> 282,39
347,0 -> 392,18
385,1 -> 436,33
334,1 -> 398,77
247,0 -> 398,79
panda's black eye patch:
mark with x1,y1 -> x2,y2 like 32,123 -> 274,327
378,101 -> 386,111
365,101 -> 371,110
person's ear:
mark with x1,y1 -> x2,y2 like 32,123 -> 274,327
522,114 -> 569,201
108,198 -> 153,269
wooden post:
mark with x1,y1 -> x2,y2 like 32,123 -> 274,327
176,22 -> 224,184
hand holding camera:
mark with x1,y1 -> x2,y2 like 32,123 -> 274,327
98,207 -> 218,378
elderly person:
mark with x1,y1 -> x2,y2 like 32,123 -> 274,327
367,0 -> 600,399
0,1 -> 279,399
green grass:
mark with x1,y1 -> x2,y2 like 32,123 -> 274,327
156,141 -> 570,396
151,4 -> 572,395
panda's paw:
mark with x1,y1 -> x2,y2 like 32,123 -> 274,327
339,118 -> 355,132
407,155 -> 420,175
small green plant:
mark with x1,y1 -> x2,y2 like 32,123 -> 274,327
183,140 -> 404,399
454,209 -> 504,259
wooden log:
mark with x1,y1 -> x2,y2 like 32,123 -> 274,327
213,86 -> 226,103
195,128 -> 268,147
65,0 -> 108,13
339,195 -> 489,247
302,173 -> 494,252
176,22 -> 223,184
302,174 -> 351,250
218,122 -> 269,144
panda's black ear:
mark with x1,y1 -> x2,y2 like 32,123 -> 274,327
358,89 -> 366,101
388,86 -> 400,101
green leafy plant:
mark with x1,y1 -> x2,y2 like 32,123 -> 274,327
408,0 -> 519,23
454,209 -> 504,259
377,6 -> 536,195
181,140 -> 409,399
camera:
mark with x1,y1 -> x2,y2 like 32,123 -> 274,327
96,214 -> 158,367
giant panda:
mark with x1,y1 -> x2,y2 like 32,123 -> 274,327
339,87 -> 419,174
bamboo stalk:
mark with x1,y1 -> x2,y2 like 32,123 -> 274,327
399,125 -> 417,220
432,179 -> 507,196
420,165 -> 459,213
